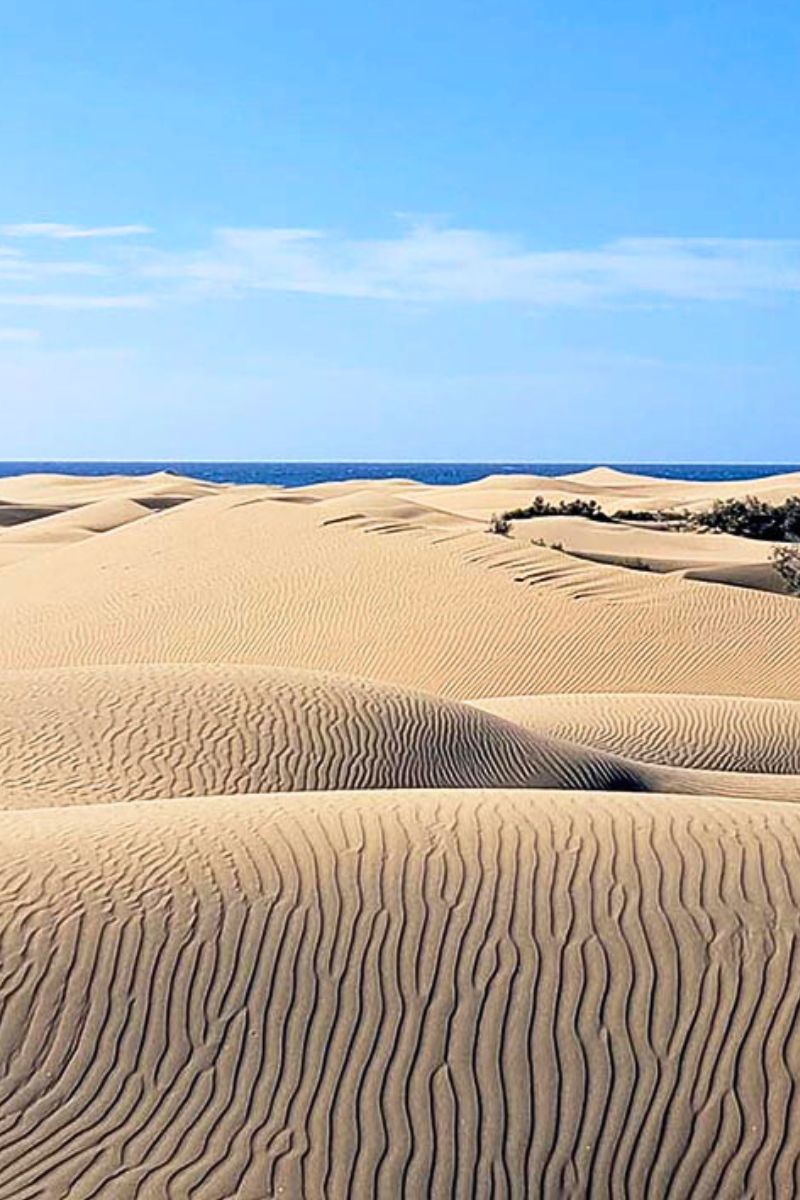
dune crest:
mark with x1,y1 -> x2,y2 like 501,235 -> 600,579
0,663 -> 653,807
0,476 -> 797,699
473,691 -> 800,774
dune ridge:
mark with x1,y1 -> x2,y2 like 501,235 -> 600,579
473,691 -> 800,774
1,663 -> 798,813
0,663 -> 649,808
0,479 -> 797,700
0,471 -> 226,568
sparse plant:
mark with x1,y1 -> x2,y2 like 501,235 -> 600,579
504,496 -> 611,522
691,496 -> 800,542
613,508 -> 661,522
772,545 -> 800,594
613,507 -> 691,525
488,513 -> 511,535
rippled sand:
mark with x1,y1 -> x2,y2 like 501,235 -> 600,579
1,466 -> 799,1198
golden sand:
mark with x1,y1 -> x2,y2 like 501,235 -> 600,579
1,467 -> 799,1197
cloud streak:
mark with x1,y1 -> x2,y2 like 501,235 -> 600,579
0,223 -> 152,240
3,218 -> 800,314
0,293 -> 151,310
145,224 -> 800,306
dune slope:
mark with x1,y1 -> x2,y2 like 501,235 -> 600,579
3,469 -> 800,1198
0,663 -> 651,807
0,483 -> 798,699
3,789 -> 800,1198
473,691 -> 800,773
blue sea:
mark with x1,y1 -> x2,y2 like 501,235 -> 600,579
0,462 -> 798,487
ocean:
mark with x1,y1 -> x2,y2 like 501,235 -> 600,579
0,462 -> 798,487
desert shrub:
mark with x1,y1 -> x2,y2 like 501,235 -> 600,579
691,496 -> 800,542
613,508 -> 661,522
502,491 -> 800,543
772,545 -> 800,593
504,496 -> 611,522
487,513 -> 511,535
613,507 -> 688,522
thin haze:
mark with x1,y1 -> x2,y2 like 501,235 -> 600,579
1,0 -> 798,460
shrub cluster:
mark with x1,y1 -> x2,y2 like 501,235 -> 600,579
487,513 -> 511,535
500,492 -> 800,544
503,496 -> 611,522
691,496 -> 800,542
772,545 -> 800,594
612,507 -> 688,523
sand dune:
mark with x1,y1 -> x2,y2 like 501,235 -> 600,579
504,513 -> 780,574
404,465 -> 800,522
1,467 -> 800,1197
474,691 -> 800,773
0,664 -> 649,808
0,497 -> 160,568
0,469 -> 222,508
4,788 -> 800,1198
0,478 -> 797,700
0,471 -> 226,567
0,663 -> 796,813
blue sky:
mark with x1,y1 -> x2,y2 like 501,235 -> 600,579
1,0 -> 799,460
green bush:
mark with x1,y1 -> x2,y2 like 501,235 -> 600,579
503,496 -> 611,522
772,545 -> 800,593
487,513 -> 511,535
501,492 -> 800,544
612,507 -> 689,524
691,496 -> 800,541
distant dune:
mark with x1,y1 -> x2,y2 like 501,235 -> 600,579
0,472 -> 797,701
1,467 -> 800,1197
473,691 -> 800,773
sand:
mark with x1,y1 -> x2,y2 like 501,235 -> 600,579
472,691 -> 800,773
1,466 -> 800,1197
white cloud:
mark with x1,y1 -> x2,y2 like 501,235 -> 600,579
3,218 -> 800,314
0,223 -> 152,239
0,250 -> 107,281
0,293 -> 152,309
144,223 -> 800,306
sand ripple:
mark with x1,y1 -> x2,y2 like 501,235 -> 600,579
2,790 -> 800,1198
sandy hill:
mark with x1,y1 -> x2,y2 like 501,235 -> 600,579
405,465 -> 800,521
0,663 -> 651,807
3,662 -> 797,812
0,479 -> 797,699
1,467 -> 800,1197
3,788 -> 800,1197
0,470 -> 226,567
474,691 -> 800,773
0,468 -> 222,507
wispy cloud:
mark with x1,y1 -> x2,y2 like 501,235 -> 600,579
3,218 -> 800,315
0,248 -> 107,282
0,223 -> 151,309
0,293 -> 151,310
144,223 -> 800,306
0,223 -> 152,240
